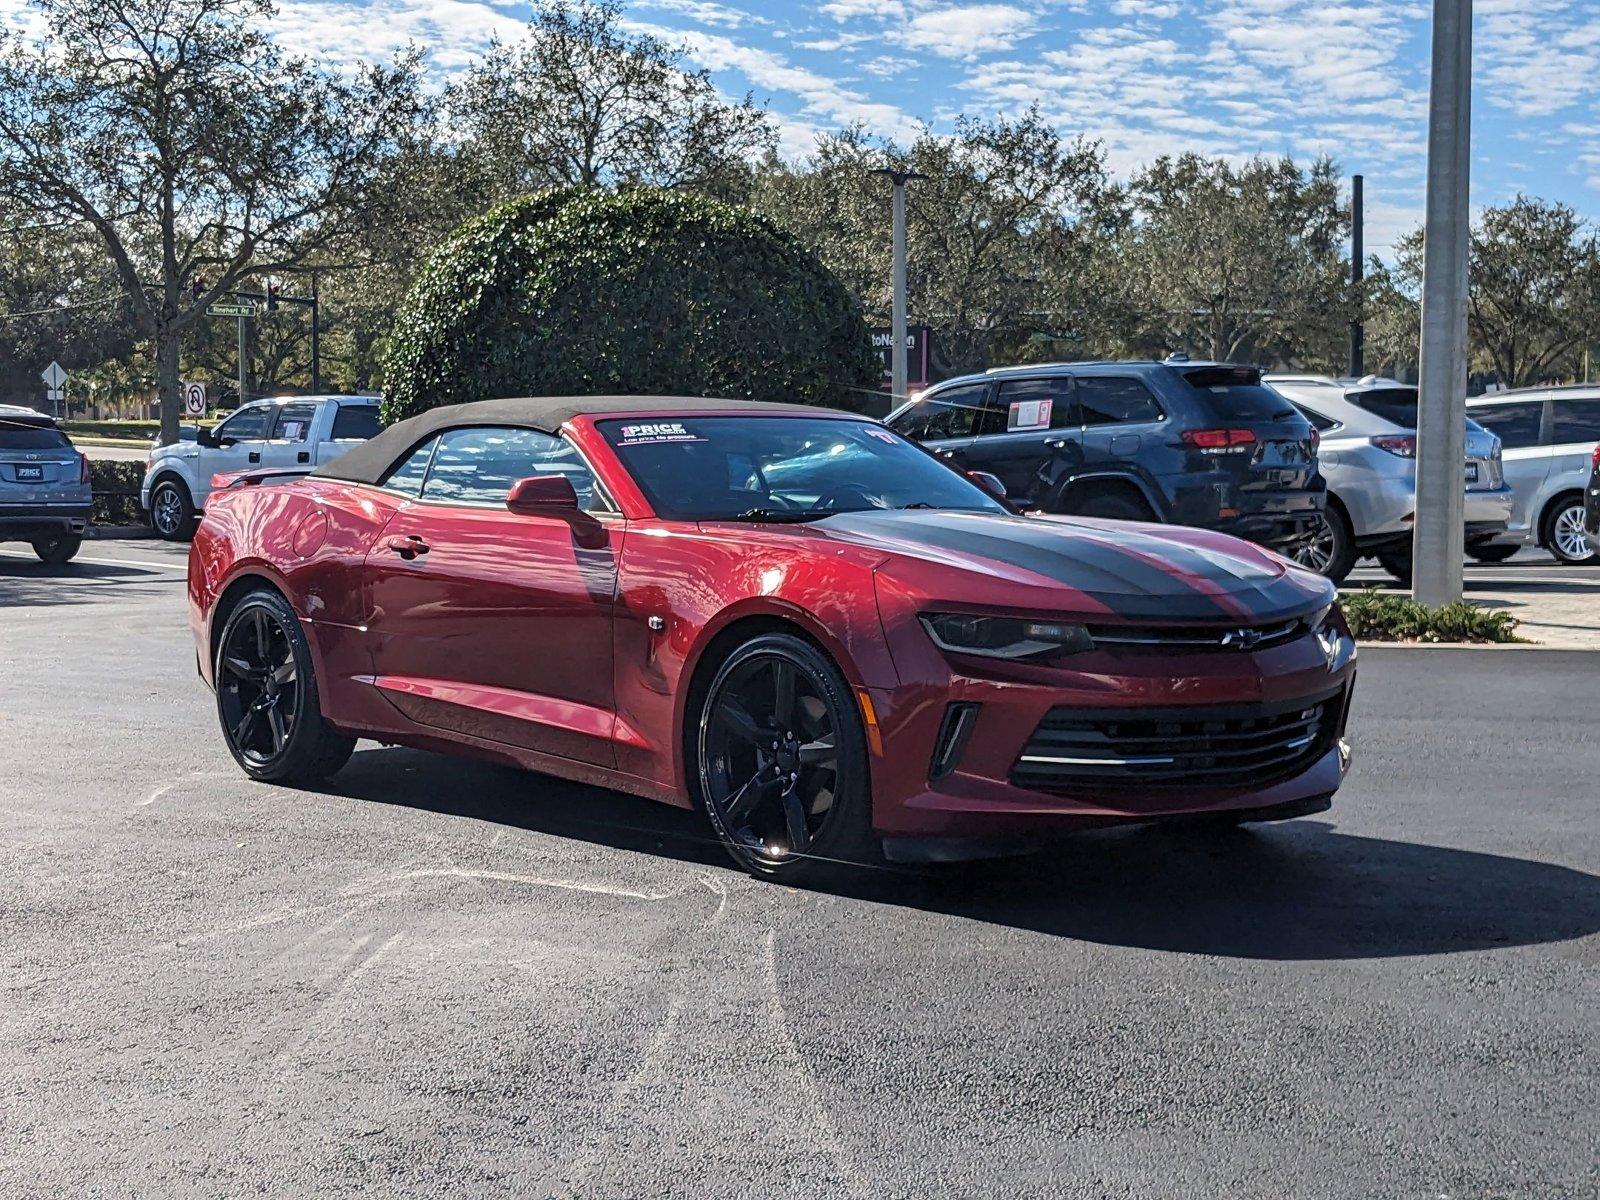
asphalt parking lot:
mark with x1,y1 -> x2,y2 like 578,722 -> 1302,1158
1,540 -> 1595,1199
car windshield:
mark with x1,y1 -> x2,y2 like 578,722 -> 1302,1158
0,420 -> 70,450
598,415 -> 1007,521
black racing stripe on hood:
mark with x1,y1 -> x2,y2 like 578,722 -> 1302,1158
827,511 -> 1254,621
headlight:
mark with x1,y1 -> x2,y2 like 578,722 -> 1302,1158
920,613 -> 1093,660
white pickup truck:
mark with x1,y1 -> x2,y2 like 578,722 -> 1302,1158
141,394 -> 382,539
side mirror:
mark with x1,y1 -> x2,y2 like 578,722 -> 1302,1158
965,470 -> 1007,500
507,474 -> 580,515
196,426 -> 220,448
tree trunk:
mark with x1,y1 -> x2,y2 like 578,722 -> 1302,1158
155,326 -> 182,447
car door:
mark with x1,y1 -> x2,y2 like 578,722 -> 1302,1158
1549,394 -> 1600,490
196,403 -> 270,504
362,425 -> 621,766
1471,397 -> 1549,536
885,382 -> 991,469
960,377 -> 1081,506
1075,375 -> 1166,490
314,402 -> 382,468
257,400 -> 321,472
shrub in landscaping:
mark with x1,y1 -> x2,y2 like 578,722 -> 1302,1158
382,188 -> 880,425
88,460 -> 146,526
1338,588 -> 1523,643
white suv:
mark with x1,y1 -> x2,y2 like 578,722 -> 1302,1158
1466,385 -> 1599,565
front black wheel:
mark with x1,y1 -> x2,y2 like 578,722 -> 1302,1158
31,535 -> 81,564
695,633 -> 872,880
215,589 -> 354,783
1466,543 -> 1519,564
149,478 -> 195,541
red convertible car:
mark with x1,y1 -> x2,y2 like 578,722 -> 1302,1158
190,396 -> 1356,878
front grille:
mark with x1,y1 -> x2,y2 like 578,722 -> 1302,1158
1012,691 -> 1342,791
1085,617 -> 1307,652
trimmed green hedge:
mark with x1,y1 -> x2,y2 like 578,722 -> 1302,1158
1338,588 -> 1523,643
382,188 -> 880,425
88,460 -> 145,526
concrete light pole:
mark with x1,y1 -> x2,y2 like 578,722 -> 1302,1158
872,168 -> 926,403
1412,0 -> 1473,606
1349,174 -> 1365,377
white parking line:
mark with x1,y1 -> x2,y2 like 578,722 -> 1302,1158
0,549 -> 187,572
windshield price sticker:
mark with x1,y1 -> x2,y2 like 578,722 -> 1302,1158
618,421 -> 703,444
1008,399 -> 1052,431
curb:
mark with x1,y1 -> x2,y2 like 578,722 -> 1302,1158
1357,640 -> 1596,652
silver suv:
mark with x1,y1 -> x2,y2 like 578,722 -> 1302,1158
1264,375 -> 1513,583
0,406 -> 92,563
1466,385 -> 1599,565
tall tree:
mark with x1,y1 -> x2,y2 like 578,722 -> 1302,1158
0,0 -> 425,442
1117,154 -> 1350,367
753,111 -> 1115,380
449,0 -> 775,204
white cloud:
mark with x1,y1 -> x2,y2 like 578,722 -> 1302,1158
892,4 -> 1038,59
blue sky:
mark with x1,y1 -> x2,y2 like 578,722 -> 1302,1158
9,0 -> 1597,255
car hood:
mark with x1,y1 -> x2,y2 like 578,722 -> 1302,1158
814,509 -> 1334,623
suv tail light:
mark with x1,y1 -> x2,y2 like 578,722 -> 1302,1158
1370,434 -> 1417,458
1181,428 -> 1257,454
79,453 -> 91,484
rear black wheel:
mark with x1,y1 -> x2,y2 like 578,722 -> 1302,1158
1375,547 -> 1413,586
1542,496 -> 1595,565
695,633 -> 872,880
216,589 -> 354,783
1292,509 -> 1356,584
1068,491 -> 1154,521
31,535 -> 81,565
1466,543 -> 1519,564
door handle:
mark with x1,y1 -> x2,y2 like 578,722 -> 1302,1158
247,451 -> 261,464
386,534 -> 430,560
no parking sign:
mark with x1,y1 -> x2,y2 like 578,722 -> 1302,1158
182,381 -> 207,419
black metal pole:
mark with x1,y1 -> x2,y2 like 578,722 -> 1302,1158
310,272 -> 321,393
1349,173 -> 1365,377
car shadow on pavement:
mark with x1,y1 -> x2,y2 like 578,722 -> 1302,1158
0,560 -> 181,607
326,746 -> 1600,962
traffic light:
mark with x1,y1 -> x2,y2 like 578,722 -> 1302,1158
265,280 -> 278,312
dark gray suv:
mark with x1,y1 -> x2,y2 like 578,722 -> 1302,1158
886,359 -> 1325,551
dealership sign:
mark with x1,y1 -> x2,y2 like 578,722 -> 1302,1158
871,326 -> 932,391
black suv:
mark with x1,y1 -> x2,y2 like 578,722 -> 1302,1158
886,359 -> 1325,550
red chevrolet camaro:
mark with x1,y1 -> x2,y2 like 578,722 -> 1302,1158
190,395 -> 1356,878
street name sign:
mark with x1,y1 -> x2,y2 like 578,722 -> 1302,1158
207,302 -> 255,317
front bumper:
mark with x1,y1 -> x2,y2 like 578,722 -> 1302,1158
0,502 -> 91,540
865,633 -> 1356,844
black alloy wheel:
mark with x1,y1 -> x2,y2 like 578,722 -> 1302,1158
216,590 -> 354,783
697,634 -> 870,879
1292,509 -> 1356,584
31,535 -> 81,565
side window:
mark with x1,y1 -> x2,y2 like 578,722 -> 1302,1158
888,384 -> 989,441
215,404 -> 269,442
1472,401 -> 1545,449
382,436 -> 437,498
1078,378 -> 1164,426
330,405 -> 382,441
1297,404 -> 1341,433
269,401 -> 319,443
989,378 -> 1076,435
421,426 -> 606,511
1551,397 -> 1600,445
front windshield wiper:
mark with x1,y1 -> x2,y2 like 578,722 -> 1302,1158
729,507 -> 835,523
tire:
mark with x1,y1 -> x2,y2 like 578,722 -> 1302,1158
215,588 -> 355,784
693,632 -> 873,882
31,535 -> 82,565
1292,508 -> 1356,584
149,477 -> 196,541
1466,543 -> 1519,564
1375,547 -> 1413,586
1067,490 -> 1154,521
1541,495 -> 1595,565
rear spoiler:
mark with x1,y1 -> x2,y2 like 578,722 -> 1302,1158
210,467 -> 314,491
